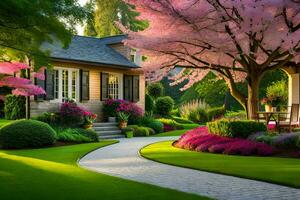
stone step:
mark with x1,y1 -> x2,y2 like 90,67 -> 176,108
93,126 -> 120,131
99,134 -> 125,140
93,122 -> 118,127
95,130 -> 122,136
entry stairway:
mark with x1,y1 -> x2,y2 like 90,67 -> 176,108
93,122 -> 125,139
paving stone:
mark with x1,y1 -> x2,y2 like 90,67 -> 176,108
79,137 -> 300,200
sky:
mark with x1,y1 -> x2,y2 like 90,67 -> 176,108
76,0 -> 89,35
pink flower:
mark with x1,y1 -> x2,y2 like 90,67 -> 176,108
175,126 -> 275,156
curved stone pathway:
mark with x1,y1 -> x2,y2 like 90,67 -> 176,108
79,137 -> 300,200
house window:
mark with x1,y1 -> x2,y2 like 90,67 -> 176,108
53,68 -> 79,102
108,74 -> 119,99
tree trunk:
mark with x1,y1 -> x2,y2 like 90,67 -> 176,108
227,78 -> 247,111
247,75 -> 261,120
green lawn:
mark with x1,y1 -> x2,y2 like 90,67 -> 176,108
141,141 -> 300,188
0,141 -> 209,200
0,119 -> 12,128
154,124 -> 200,137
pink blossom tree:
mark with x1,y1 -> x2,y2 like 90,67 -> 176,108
0,62 -> 46,100
119,0 -> 300,119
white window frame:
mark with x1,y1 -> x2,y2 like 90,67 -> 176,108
52,67 -> 80,103
104,72 -> 123,100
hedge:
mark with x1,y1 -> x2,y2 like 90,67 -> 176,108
207,119 -> 267,138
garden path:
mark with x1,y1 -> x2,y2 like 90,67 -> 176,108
79,137 -> 300,200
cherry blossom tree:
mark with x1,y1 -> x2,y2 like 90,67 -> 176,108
0,62 -> 46,100
119,0 -> 300,119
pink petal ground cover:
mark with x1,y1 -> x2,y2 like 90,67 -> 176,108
175,126 -> 275,156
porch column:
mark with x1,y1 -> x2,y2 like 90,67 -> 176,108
288,73 -> 300,105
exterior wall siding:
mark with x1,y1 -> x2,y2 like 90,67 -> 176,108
30,61 -> 145,122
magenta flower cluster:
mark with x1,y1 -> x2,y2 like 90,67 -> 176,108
175,126 -> 275,156
103,99 -> 144,117
60,102 -> 95,119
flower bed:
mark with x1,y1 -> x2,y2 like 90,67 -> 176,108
175,126 -> 275,156
103,99 -> 144,124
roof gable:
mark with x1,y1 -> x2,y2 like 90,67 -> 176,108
42,35 -> 139,68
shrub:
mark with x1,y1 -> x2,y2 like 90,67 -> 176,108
207,106 -> 225,121
224,110 -> 247,120
125,131 -> 133,138
147,127 -> 156,135
266,80 -> 288,108
35,112 -> 60,126
56,129 -> 92,143
0,120 -> 56,149
171,116 -> 194,124
145,94 -> 155,112
60,102 -> 85,126
158,118 -> 184,131
76,128 -> 98,142
137,115 -> 155,127
175,126 -> 275,156
133,127 -> 150,137
103,99 -> 144,123
4,95 -> 25,120
147,120 -> 163,133
54,127 -> 98,143
147,82 -> 164,99
121,125 -> 139,134
155,96 -> 174,116
255,135 -> 273,145
271,133 -> 300,149
207,119 -> 267,138
180,99 -> 209,120
170,108 -> 180,117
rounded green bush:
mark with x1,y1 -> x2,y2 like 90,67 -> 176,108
147,120 -> 163,133
155,96 -> 174,116
0,120 -> 56,149
133,127 -> 150,137
145,94 -> 155,112
147,83 -> 164,99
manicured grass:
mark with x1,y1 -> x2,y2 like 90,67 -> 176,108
141,141 -> 300,188
0,119 -> 13,128
154,129 -> 189,137
0,141 -> 209,200
154,124 -> 200,137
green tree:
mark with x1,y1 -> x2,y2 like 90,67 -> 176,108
0,0 -> 87,67
84,0 -> 148,37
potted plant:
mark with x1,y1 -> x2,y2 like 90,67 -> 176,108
83,112 -> 97,129
261,97 -> 272,112
118,112 -> 129,129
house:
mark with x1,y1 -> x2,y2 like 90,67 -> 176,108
31,35 -> 145,121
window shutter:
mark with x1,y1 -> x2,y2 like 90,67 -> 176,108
80,70 -> 90,101
35,73 -> 46,101
101,72 -> 109,101
123,75 -> 133,101
45,70 -> 54,100
133,75 -> 140,102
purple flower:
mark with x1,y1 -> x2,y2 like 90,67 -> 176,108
175,126 -> 275,156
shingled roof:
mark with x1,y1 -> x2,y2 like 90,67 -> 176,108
43,35 -> 139,69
